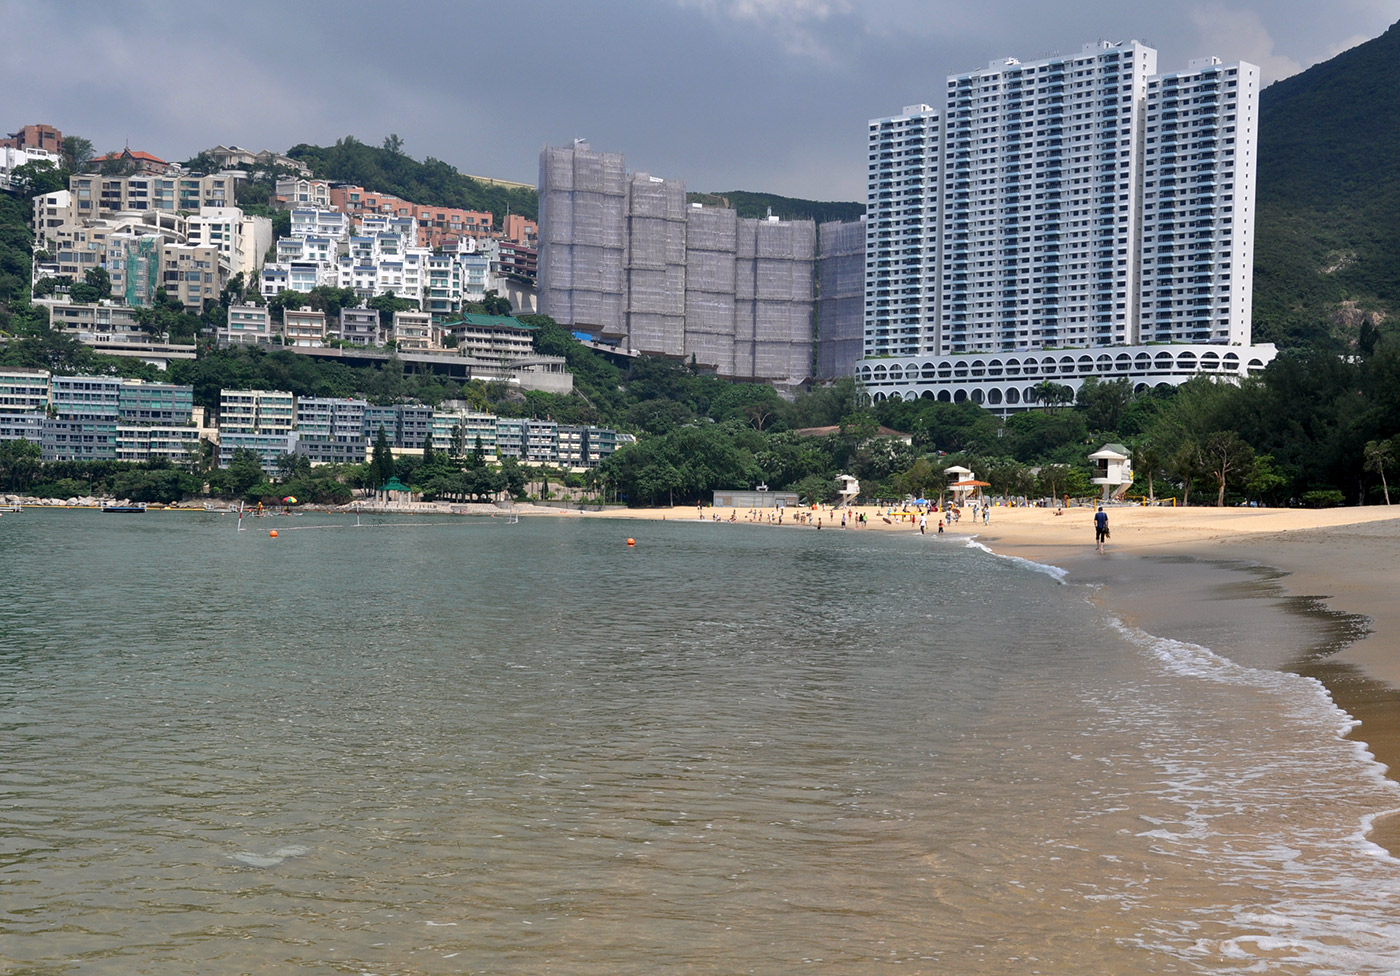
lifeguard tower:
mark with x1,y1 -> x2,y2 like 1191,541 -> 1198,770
944,465 -> 990,508
1089,443 -> 1134,502
835,474 -> 860,508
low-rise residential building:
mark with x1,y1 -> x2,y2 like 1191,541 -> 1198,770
67,171 -> 240,218
295,397 -> 368,464
390,309 -> 435,351
283,308 -> 327,347
219,429 -> 298,471
430,406 -> 499,457
220,388 -> 295,434
188,207 -> 272,279
118,381 -> 193,425
222,304 -> 273,345
47,302 -> 143,334
442,313 -> 536,364
289,207 -> 350,241
115,425 -> 200,464
0,367 -> 53,414
1,123 -> 62,153
88,148 -> 173,175
335,307 -> 381,345
203,145 -> 309,175
160,243 -> 224,309
501,214 -> 538,248
39,376 -> 196,462
274,177 -> 331,209
496,240 -> 537,280
557,425 -> 619,469
495,418 -> 559,464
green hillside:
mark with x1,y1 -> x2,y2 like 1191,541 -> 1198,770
687,190 -> 864,224
1253,20 -> 1400,349
287,137 -> 539,224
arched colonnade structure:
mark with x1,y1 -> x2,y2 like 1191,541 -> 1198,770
857,343 -> 1278,415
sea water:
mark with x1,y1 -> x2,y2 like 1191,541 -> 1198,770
2,509 -> 1399,974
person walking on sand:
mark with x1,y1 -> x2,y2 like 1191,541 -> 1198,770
919,512 -> 927,535
1094,507 -> 1109,553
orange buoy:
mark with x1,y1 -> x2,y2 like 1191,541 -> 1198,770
269,529 -> 278,538
626,537 -> 635,546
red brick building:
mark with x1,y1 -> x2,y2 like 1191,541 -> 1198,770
1,123 -> 63,154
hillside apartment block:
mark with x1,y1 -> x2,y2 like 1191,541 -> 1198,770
858,40 -> 1275,410
0,367 -> 620,475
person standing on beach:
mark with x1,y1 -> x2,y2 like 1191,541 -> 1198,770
1094,508 -> 1109,553
919,512 -> 927,535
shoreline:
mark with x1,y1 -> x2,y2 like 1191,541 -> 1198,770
589,501 -> 1400,855
16,496 -> 1400,851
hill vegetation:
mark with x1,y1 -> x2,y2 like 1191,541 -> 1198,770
286,136 -> 538,225
685,190 -> 864,224
1252,20 -> 1400,349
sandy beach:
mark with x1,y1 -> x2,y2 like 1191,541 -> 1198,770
601,500 -> 1400,852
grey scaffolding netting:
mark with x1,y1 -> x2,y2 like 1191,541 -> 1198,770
816,220 -> 865,379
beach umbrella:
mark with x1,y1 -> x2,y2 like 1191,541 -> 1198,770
282,496 -> 297,504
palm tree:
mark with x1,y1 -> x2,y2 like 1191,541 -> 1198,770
1364,438 -> 1395,505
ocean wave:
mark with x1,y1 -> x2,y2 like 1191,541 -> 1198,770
962,537 -> 1069,583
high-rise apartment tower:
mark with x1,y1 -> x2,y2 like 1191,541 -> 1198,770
858,40 -> 1275,410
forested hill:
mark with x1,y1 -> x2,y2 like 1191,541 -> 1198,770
686,190 -> 864,224
287,137 -> 539,222
284,139 -> 867,229
1253,19 -> 1400,349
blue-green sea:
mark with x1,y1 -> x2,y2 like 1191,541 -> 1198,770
3,508 -> 1399,974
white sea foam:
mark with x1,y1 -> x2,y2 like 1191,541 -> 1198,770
963,537 -> 1068,582
227,844 -> 309,868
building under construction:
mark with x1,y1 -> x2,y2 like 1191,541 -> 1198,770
814,219 -> 865,379
538,141 -> 833,388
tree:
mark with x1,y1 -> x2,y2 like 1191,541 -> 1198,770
61,135 -> 95,173
225,448 -> 266,497
1031,380 -> 1075,412
371,425 -> 395,486
893,456 -> 939,500
500,456 -> 527,498
0,438 -> 41,491
422,431 -> 436,465
1075,377 -> 1134,433
383,133 -> 405,155
1364,438 -> 1396,505
1195,430 -> 1254,507
366,292 -> 419,328
8,160 -> 66,198
1131,439 -> 1163,504
449,421 -> 466,461
84,266 -> 111,297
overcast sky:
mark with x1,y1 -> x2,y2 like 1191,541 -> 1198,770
3,0 -> 1397,201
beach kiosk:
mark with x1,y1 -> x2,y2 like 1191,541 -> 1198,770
1089,443 -> 1134,502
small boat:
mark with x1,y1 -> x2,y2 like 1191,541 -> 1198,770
102,503 -> 147,513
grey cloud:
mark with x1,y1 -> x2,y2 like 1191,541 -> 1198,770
1,0 -> 1395,200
